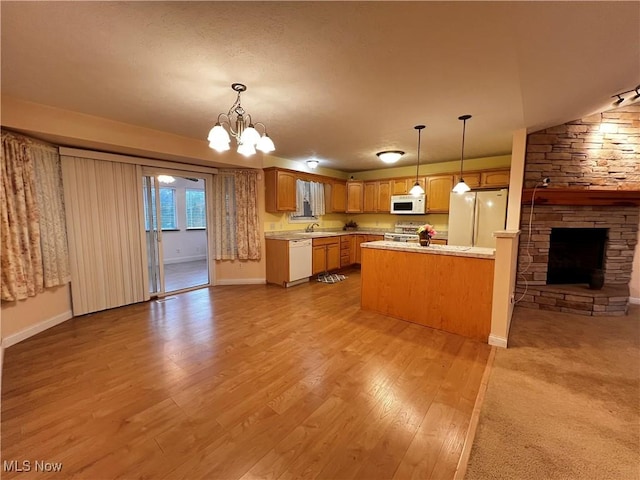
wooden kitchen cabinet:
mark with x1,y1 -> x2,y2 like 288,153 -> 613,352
340,235 -> 351,267
363,182 -> 378,213
455,171 -> 481,189
366,234 -> 384,242
312,237 -> 341,274
391,178 -> 409,195
265,169 -> 297,213
377,180 -> 391,213
426,175 -> 454,213
346,181 -> 364,213
481,169 -> 510,188
325,181 -> 347,213
353,234 -> 367,264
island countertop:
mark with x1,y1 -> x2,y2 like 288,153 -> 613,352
361,240 -> 494,259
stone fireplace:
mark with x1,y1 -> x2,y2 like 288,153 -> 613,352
515,104 -> 640,316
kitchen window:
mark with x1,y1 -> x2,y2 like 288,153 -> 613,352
289,180 -> 325,222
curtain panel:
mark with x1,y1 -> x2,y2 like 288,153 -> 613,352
213,169 -> 261,261
1,132 -> 44,301
234,170 -> 261,261
32,142 -> 71,288
212,172 -> 237,260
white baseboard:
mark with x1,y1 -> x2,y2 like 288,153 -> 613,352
215,278 -> 266,286
163,255 -> 207,265
2,310 -> 73,348
629,296 -> 640,305
488,334 -> 508,348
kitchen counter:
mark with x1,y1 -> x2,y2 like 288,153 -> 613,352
361,241 -> 493,259
264,230 -> 390,241
360,241 -> 495,342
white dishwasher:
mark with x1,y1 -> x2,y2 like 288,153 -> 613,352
289,239 -> 312,283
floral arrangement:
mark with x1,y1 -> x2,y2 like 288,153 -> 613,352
416,223 -> 437,238
343,220 -> 358,231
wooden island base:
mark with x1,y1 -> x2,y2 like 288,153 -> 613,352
361,246 -> 494,341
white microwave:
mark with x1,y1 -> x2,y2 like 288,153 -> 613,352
390,194 -> 426,214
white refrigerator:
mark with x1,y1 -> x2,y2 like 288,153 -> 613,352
447,189 -> 508,248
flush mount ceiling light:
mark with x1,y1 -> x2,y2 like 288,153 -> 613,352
453,114 -> 473,194
207,83 -> 275,156
306,159 -> 319,169
409,125 -> 426,196
376,150 -> 405,164
157,175 -> 176,184
610,85 -> 640,106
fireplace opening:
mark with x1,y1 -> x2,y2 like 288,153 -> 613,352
547,228 -> 607,285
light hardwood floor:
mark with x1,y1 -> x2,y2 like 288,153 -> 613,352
163,260 -> 209,292
1,269 -> 491,479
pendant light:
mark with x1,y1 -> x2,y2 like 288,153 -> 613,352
452,114 -> 472,194
409,125 -> 426,196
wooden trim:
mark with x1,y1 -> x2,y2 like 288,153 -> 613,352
521,188 -> 640,206
454,346 -> 497,480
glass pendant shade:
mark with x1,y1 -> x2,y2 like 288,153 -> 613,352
452,180 -> 471,194
377,150 -> 404,164
208,124 -> 231,151
409,182 -> 425,196
237,142 -> 257,157
256,133 -> 275,153
240,125 -> 261,146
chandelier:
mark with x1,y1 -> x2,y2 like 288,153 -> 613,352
207,83 -> 275,156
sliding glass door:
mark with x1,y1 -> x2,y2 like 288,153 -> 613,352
142,170 -> 211,296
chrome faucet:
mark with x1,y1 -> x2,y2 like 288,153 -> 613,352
305,223 -> 320,232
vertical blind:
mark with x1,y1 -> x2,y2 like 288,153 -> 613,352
61,155 -> 146,315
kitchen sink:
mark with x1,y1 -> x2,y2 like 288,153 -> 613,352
291,231 -> 342,238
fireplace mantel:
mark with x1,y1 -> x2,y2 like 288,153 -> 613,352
521,188 -> 640,206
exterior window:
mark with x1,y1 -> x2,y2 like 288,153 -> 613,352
186,189 -> 206,229
144,187 -> 177,230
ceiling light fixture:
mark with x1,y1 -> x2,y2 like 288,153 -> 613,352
376,150 -> 405,164
306,159 -> 319,169
207,83 -> 275,156
453,114 -> 472,194
611,85 -> 640,106
409,125 -> 426,197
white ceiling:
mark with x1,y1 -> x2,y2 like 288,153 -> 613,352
1,1 -> 639,172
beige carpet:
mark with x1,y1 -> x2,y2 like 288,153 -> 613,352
465,305 -> 640,480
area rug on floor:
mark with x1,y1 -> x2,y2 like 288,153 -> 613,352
465,305 -> 640,480
317,273 -> 347,284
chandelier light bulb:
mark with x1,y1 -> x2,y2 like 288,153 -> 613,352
237,142 -> 257,157
240,125 -> 261,146
256,133 -> 275,153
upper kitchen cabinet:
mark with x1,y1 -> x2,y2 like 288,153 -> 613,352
481,169 -> 510,188
391,178 -> 410,195
456,171 -> 481,189
363,180 -> 391,213
426,175 -> 454,213
377,180 -> 391,213
346,181 -> 364,213
265,168 -> 297,212
325,181 -> 347,213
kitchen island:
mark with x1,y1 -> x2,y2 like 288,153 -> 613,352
360,241 -> 495,342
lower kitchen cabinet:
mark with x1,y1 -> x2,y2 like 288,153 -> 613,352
340,236 -> 351,267
312,237 -> 341,274
266,238 -> 313,287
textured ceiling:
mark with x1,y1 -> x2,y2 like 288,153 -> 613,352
1,1 -> 639,172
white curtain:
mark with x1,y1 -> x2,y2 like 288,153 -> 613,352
310,181 -> 326,216
32,142 -> 71,288
61,155 -> 145,316
213,172 -> 237,260
295,179 -> 306,216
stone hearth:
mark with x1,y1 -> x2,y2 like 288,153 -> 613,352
515,284 -> 630,316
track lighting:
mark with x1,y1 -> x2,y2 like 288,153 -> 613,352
611,85 -> 640,106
